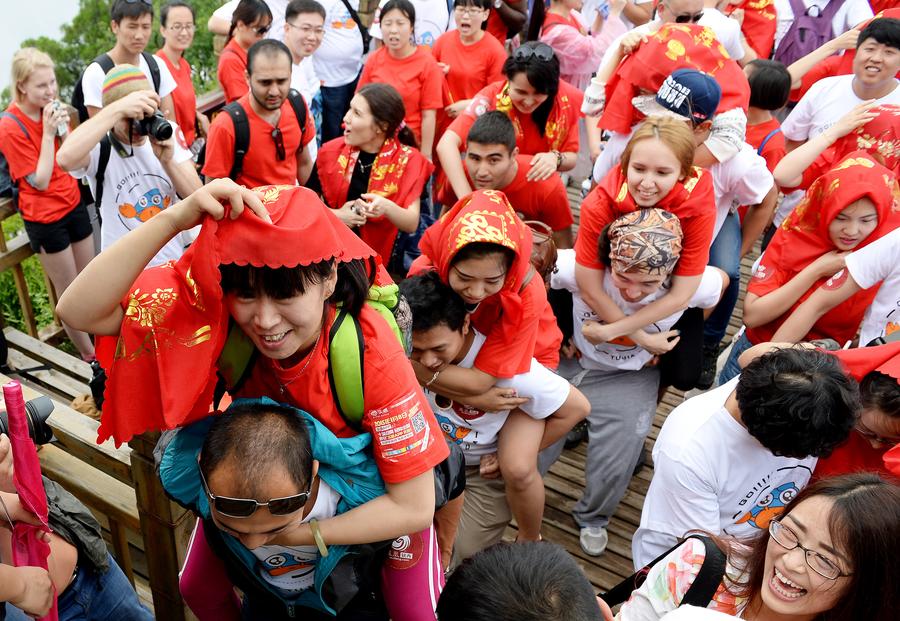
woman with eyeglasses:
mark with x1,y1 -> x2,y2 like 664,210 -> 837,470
357,0 -> 444,161
526,0 -> 628,90
616,473 -> 900,620
156,1 -> 208,148
306,83 -> 434,263
218,0 -> 274,103
436,41 -> 583,202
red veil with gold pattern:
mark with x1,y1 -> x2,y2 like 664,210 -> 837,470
96,186 -> 380,445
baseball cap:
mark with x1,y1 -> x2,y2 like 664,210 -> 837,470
632,69 -> 722,124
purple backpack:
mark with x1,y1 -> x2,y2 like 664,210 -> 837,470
773,0 -> 843,67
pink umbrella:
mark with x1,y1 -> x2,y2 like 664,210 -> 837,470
3,381 -> 57,621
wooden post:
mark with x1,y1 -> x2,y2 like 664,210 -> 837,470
129,431 -> 195,620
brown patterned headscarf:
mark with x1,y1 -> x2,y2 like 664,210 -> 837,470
607,208 -> 683,275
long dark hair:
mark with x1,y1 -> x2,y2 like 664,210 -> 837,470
356,83 -> 418,148
729,473 -> 900,621
502,42 -> 560,137
219,258 -> 373,316
525,0 -> 549,42
228,0 -> 272,41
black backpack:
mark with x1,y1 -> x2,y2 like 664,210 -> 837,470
600,535 -> 727,608
0,112 -> 30,211
71,51 -> 162,124
221,88 -> 308,180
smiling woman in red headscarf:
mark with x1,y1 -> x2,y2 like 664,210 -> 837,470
57,180 -> 450,619
774,103 -> 900,190
718,153 -> 900,384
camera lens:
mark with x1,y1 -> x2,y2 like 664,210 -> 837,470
0,395 -> 54,445
147,112 -> 173,141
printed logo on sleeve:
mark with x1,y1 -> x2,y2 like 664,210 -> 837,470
369,391 -> 432,460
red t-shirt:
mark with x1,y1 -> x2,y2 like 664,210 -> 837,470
0,103 -> 80,224
449,80 -> 583,156
155,50 -> 196,145
574,172 -> 716,278
745,117 -> 785,174
432,31 -> 507,105
203,94 -> 316,189
357,47 -> 444,142
813,431 -> 891,479
437,155 -> 573,231
237,305 -> 449,484
218,38 -> 249,103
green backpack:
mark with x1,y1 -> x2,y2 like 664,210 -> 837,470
214,282 -> 411,429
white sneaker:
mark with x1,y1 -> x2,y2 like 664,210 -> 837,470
579,526 -> 608,557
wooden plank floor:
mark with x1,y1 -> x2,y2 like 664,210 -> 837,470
513,184 -> 757,591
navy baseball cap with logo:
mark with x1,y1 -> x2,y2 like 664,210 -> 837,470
632,69 -> 723,124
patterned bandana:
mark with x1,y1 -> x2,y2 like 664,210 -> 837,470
832,104 -> 900,173
608,208 -> 683,275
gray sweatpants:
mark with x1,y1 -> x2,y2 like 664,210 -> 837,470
559,357 -> 660,529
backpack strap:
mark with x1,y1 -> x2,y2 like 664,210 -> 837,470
95,53 -> 115,75
338,0 -> 372,54
141,51 -> 162,93
287,89 -> 308,134
328,308 -> 366,430
600,535 -> 726,608
93,135 -> 112,226
0,111 -> 29,139
224,101 -> 250,180
756,128 -> 782,156
213,321 -> 259,409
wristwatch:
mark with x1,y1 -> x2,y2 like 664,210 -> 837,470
494,0 -> 503,8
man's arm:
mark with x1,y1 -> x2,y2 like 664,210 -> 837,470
297,144 -> 314,185
741,185 -> 778,258
495,0 -> 528,34
770,275 -> 861,343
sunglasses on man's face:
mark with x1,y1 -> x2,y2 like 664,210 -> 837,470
199,467 -> 310,518
674,10 -> 704,23
272,127 -> 286,161
513,43 -> 555,62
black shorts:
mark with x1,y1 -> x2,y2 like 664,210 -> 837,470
23,203 -> 93,254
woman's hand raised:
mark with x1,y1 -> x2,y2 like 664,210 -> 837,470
166,178 -> 270,232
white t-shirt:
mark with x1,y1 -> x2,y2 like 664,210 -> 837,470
291,57 -> 320,161
777,74 -> 900,226
845,228 -> 900,346
214,0 -> 290,43
773,0 -> 873,52
69,121 -> 193,267
80,54 -> 177,110
552,250 -> 723,372
426,330 -> 570,465
632,378 -> 816,568
251,480 -> 340,595
370,0 -> 450,49
312,0 -> 365,87
708,142 -> 773,238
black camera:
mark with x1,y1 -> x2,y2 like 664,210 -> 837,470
0,395 -> 54,446
135,111 -> 173,141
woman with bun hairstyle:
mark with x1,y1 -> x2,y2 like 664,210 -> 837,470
307,83 -> 433,264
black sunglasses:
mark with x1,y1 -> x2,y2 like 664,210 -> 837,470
255,23 -> 272,36
513,42 -> 555,62
674,11 -> 704,23
199,467 -> 310,518
121,0 -> 153,5
271,127 -> 286,161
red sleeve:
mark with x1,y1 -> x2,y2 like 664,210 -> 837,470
760,139 -> 786,174
535,179 -> 574,230
574,188 -> 614,270
201,113 -> 236,180
420,59 -> 445,111
747,255 -> 790,298
672,210 -> 716,277
559,83 -> 583,153
447,112 -> 476,148
473,287 -> 543,378
218,54 -> 248,103
0,119 -> 37,182
360,314 -> 449,483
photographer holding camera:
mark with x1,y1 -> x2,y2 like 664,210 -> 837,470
57,64 -> 202,267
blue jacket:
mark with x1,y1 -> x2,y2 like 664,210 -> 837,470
159,397 -> 387,616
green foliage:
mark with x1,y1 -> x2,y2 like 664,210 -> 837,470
0,215 -> 56,333
17,0 -> 222,102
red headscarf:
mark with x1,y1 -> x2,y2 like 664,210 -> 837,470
748,152 -> 900,343
794,105 -> 900,190
599,23 -> 750,134
833,340 -> 900,383
97,186 -> 380,446
722,0 -> 777,59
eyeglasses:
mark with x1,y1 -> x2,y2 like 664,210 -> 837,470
199,467 -> 310,518
454,5 -> 485,15
271,127 -> 286,161
768,520 -> 851,580
287,22 -> 325,36
255,24 -> 272,36
166,23 -> 196,32
854,421 -> 900,447
513,42 -> 555,62
120,0 -> 153,5
674,10 -> 704,23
